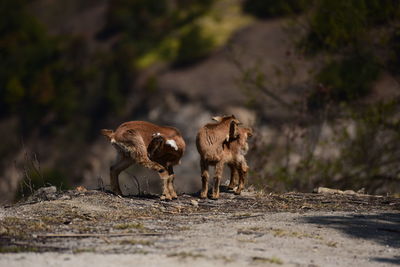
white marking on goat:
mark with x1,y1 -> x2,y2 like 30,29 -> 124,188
166,139 -> 178,151
152,133 -> 161,138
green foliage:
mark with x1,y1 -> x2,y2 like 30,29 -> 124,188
299,0 -> 399,107
325,101 -> 400,192
363,0 -> 400,26
303,0 -> 400,53
174,25 -> 215,66
310,53 -> 380,106
100,0 -> 214,65
0,0 -> 56,114
242,0 -> 311,19
0,0 -> 219,135
16,168 -> 69,200
238,0 -> 400,194
250,100 -> 400,194
97,44 -> 135,115
0,0 -> 94,130
0,0 -> 135,132
388,27 -> 400,75
305,0 -> 367,52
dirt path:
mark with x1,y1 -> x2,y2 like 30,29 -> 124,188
0,189 -> 399,266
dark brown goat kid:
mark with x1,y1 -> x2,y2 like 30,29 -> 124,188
101,121 -> 185,200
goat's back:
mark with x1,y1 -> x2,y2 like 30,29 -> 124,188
115,121 -> 182,146
196,123 -> 227,161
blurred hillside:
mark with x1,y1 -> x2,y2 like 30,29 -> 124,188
1,0 -> 400,203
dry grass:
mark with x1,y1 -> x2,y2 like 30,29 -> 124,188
114,223 -> 145,230
252,256 -> 283,265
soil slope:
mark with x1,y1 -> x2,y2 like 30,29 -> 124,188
0,188 -> 399,266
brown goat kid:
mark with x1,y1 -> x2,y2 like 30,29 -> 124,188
196,115 -> 251,199
227,127 -> 253,191
101,121 -> 185,200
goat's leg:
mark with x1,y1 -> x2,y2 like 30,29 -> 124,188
200,159 -> 209,199
167,166 -> 178,199
235,161 -> 249,195
134,154 -> 165,173
131,149 -> 170,200
228,164 -> 239,190
211,161 -> 224,200
110,153 -> 133,195
160,176 -> 172,201
156,167 -> 172,201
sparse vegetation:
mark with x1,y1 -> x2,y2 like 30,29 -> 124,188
326,241 -> 338,247
73,248 -> 96,254
269,228 -> 322,239
0,217 -> 49,238
0,188 -> 398,264
119,239 -> 153,246
114,222 -> 145,230
252,256 -> 283,265
0,246 -> 39,253
167,251 -> 206,259
242,0 -> 310,19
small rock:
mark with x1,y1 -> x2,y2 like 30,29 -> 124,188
314,187 -> 342,194
357,188 -> 365,194
31,186 -> 57,201
59,195 -> 71,200
37,186 -> 57,195
190,200 -> 199,207
315,187 -> 363,195
75,186 -> 87,192
343,190 -> 357,195
0,226 -> 8,235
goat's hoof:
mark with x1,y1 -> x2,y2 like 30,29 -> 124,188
170,193 -> 178,199
200,193 -> 207,199
160,194 -> 172,201
234,191 -> 242,195
111,188 -> 123,196
210,194 -> 219,200
227,186 -> 236,192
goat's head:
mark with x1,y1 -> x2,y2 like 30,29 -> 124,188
242,127 -> 253,139
147,133 -> 165,159
212,115 -> 241,142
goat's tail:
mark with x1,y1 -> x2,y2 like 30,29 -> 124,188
100,129 -> 114,141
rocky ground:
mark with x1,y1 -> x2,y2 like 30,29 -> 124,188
0,187 -> 399,266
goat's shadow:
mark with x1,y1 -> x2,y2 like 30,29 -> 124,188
101,189 -> 160,200
125,193 -> 161,200
302,212 -> 400,265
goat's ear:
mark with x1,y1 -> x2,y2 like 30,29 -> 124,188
100,129 -> 113,140
247,128 -> 253,138
229,120 -> 239,141
147,136 -> 164,159
229,115 -> 241,125
212,116 -> 223,122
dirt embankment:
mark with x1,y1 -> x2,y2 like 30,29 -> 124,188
0,188 -> 399,266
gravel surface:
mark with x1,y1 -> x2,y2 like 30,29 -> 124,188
0,188 -> 399,266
